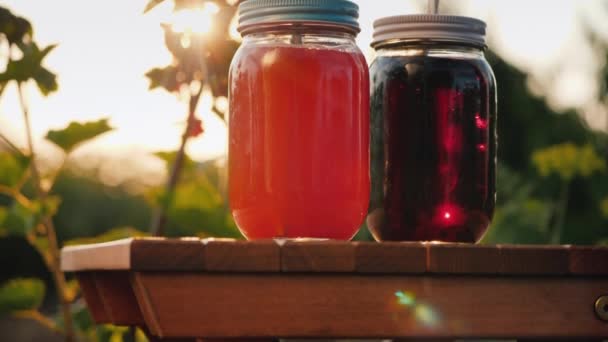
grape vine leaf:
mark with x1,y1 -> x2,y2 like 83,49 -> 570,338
46,119 -> 113,152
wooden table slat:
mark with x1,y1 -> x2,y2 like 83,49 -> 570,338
569,246 -> 608,275
92,271 -> 145,325
75,273 -> 111,323
428,243 -> 501,274
62,238 -> 608,340
203,239 -> 280,272
131,238 -> 205,271
498,244 -> 571,275
60,238 -> 608,276
355,242 -> 427,273
61,238 -> 132,271
132,273 -> 608,339
281,240 -> 355,272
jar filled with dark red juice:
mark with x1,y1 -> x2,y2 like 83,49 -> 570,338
229,0 -> 369,240
367,15 -> 497,242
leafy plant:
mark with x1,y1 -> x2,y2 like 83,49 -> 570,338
144,0 -> 239,236
532,143 -> 606,180
0,7 -> 114,341
46,120 -> 113,152
601,197 -> 608,219
0,278 -> 45,315
530,143 -> 607,243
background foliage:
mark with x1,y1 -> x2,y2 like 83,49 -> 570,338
0,0 -> 607,341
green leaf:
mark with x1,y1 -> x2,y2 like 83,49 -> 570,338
144,0 -> 166,13
0,42 -> 57,95
482,197 -> 553,244
154,151 -> 197,171
172,175 -> 223,210
46,119 -> 113,152
0,152 -> 31,187
532,143 -> 606,181
0,278 -> 45,314
0,207 -> 7,236
0,201 -> 37,236
0,7 -> 33,44
145,65 -> 182,93
64,226 -> 147,246
71,300 -> 94,332
0,207 -> 7,225
0,197 -> 57,238
33,67 -> 58,96
39,196 -> 61,218
29,235 -> 51,266
601,197 -> 608,219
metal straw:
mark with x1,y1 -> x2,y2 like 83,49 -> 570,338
428,0 -> 439,14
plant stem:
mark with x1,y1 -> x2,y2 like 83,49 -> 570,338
150,85 -> 205,236
0,184 -> 33,208
0,131 -> 27,157
550,180 -> 570,244
18,83 -> 75,342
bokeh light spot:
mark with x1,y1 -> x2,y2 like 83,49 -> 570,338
475,113 -> 488,129
395,291 -> 416,306
414,303 -> 440,327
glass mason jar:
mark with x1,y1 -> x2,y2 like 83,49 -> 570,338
367,15 -> 497,242
229,0 -> 370,240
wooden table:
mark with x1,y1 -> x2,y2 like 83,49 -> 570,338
61,238 -> 608,341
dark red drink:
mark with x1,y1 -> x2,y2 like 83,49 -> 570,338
368,52 -> 496,242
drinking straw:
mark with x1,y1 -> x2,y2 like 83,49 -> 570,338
428,0 -> 439,14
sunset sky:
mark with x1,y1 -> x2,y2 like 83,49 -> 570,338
1,0 -> 607,185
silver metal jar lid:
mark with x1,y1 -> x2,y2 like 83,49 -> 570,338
371,14 -> 486,48
237,0 -> 360,35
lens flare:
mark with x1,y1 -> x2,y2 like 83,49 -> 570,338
395,291 -> 415,306
414,303 -> 440,327
170,2 -> 220,35
394,290 -> 441,328
433,203 -> 464,226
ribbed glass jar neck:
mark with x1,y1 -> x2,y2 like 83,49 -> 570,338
241,22 -> 357,38
243,26 -> 357,46
375,43 -> 485,59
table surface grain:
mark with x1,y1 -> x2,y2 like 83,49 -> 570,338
61,237 -> 608,275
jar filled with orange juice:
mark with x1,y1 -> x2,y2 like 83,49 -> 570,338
229,0 -> 369,240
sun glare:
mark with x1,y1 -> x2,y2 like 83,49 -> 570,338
170,2 -> 220,35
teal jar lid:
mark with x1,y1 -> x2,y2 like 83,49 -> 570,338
237,0 -> 360,35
